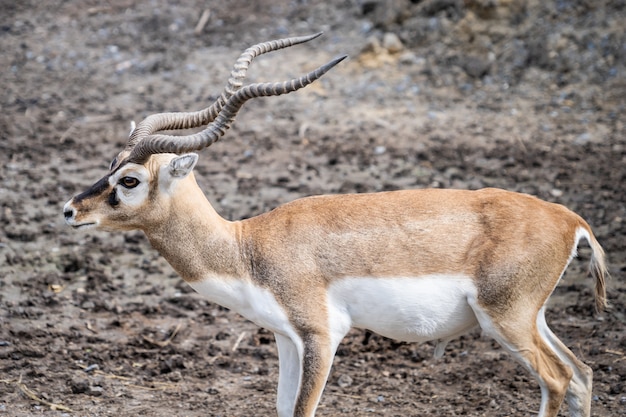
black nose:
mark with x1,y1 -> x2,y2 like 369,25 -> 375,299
64,208 -> 74,219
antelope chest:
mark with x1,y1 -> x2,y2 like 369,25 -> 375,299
188,276 -> 293,335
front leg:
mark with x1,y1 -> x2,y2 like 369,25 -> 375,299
275,333 -> 302,417
275,331 -> 338,417
294,332 -> 336,417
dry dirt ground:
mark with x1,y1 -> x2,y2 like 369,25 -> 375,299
1,0 -> 625,416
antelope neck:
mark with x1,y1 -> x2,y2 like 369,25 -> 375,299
145,189 -> 245,283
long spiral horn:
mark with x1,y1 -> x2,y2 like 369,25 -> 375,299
127,55 -> 347,164
125,33 -> 325,149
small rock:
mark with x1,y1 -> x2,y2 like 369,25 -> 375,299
363,0 -> 412,28
84,364 -> 99,373
337,374 -> 353,388
361,35 -> 382,55
69,378 -> 89,394
574,132 -> 592,145
88,386 -> 104,397
460,55 -> 491,78
550,188 -> 563,198
374,146 -> 386,155
399,52 -> 425,67
168,371 -> 182,382
383,32 -> 404,54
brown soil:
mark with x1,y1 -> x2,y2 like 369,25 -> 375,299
1,0 -> 624,416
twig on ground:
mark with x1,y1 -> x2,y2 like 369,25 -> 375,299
77,363 -> 133,381
76,364 -> 177,390
329,392 -> 363,400
232,331 -> 247,352
59,121 -> 78,143
142,323 -> 183,348
194,9 -> 211,35
605,349 -> 625,362
15,375 -> 75,413
85,321 -> 98,334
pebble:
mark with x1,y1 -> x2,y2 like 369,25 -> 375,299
361,35 -> 382,54
574,132 -> 592,145
70,378 -> 90,394
374,146 -> 386,155
382,32 -> 404,54
550,188 -> 563,198
337,374 -> 353,388
84,364 -> 99,373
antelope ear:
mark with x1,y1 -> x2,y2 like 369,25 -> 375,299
168,153 -> 198,179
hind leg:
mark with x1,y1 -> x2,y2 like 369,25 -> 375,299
536,307 -> 593,417
469,298 -> 573,417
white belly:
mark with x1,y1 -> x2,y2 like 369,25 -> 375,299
327,275 -> 479,343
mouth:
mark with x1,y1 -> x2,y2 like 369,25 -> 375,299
70,222 -> 97,230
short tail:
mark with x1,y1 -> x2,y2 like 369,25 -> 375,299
577,222 -> 609,312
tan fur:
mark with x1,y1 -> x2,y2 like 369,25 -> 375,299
65,153 -> 608,417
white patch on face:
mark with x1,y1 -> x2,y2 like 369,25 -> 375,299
327,275 -> 479,344
109,164 -> 151,207
188,275 -> 296,336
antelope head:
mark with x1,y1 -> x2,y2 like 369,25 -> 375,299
63,34 -> 345,233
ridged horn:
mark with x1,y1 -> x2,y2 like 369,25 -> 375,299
127,55 -> 347,164
125,33 -> 325,149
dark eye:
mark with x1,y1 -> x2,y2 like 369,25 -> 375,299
119,176 -> 139,189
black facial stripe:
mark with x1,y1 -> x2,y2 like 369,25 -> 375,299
108,189 -> 119,207
73,175 -> 111,204
73,156 -> 135,203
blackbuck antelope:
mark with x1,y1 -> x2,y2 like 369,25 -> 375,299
64,33 -> 608,417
